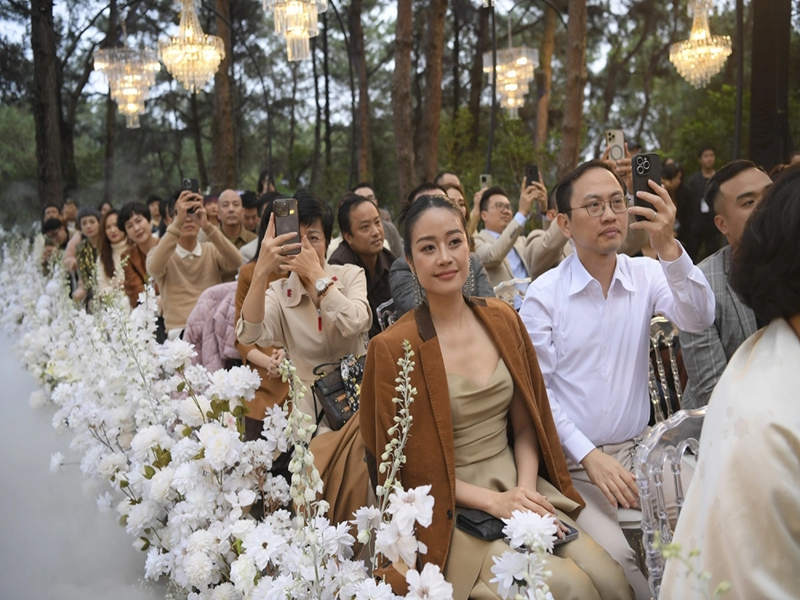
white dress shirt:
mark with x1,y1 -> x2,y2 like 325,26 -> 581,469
520,246 -> 715,463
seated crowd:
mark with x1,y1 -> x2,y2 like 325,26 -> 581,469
35,147 -> 800,599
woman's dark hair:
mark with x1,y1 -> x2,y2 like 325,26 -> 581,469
399,182 -> 447,229
258,169 -> 275,193
76,206 -> 102,232
443,182 -> 466,205
253,193 -> 286,262
555,160 -> 626,215
478,185 -> 508,213
98,209 -> 120,279
97,201 -> 113,213
337,192 -> 376,236
117,202 -> 150,234
729,164 -> 800,323
402,194 -> 468,259
295,189 -> 334,248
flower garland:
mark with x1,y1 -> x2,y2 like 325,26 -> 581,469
0,239 -> 555,600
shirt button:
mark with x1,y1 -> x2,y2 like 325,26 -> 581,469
446,509 -> 453,520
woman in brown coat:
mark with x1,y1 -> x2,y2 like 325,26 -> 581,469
360,195 -> 632,600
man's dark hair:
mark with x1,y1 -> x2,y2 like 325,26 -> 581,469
241,190 -> 260,210
146,194 -> 162,206
399,183 -> 447,228
730,163 -> 800,322
698,145 -> 715,157
117,202 -> 150,233
662,161 -> 683,181
479,186 -> 508,213
352,182 -> 373,194
337,192 -> 376,237
555,160 -> 627,216
42,218 -> 64,235
41,203 -> 62,221
704,160 -> 759,212
165,190 -> 182,219
434,171 -> 458,185
295,189 -> 334,247
402,194 -> 467,260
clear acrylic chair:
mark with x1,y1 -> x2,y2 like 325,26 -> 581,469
648,317 -> 683,423
634,406 -> 706,598
493,277 -> 531,306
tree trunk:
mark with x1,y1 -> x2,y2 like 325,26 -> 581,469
452,0 -> 461,122
103,0 -> 118,204
323,15 -> 332,172
557,0 -> 587,178
190,94 -> 209,190
311,37 -> 322,190
31,0 -> 63,208
392,0 -> 416,204
468,7 -> 489,147
211,0 -> 236,192
416,0 -> 448,183
288,63 -> 299,187
534,6 -> 556,149
349,0 -> 372,182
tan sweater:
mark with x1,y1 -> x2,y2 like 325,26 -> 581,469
146,224 -> 243,332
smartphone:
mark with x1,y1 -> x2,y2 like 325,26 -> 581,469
553,522 -> 579,547
274,198 -> 301,255
631,152 -> 662,222
479,174 -> 492,188
181,178 -> 200,214
525,164 -> 540,188
605,129 -> 625,162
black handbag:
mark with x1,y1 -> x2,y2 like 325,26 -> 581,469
455,509 -> 506,541
311,354 -> 366,431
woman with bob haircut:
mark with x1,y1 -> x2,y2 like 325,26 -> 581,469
361,194 -> 632,599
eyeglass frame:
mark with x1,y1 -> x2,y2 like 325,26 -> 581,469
487,201 -> 514,213
563,196 -> 629,218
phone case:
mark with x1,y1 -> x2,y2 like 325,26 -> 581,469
631,153 -> 661,222
605,129 -> 625,162
480,174 -> 492,188
274,198 -> 301,255
525,164 -> 539,188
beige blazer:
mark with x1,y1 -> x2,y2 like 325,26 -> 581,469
473,220 -> 529,287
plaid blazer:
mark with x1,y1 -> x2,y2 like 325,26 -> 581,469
680,246 -> 757,409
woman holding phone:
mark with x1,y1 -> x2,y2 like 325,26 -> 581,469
360,195 -> 632,599
237,190 -> 372,526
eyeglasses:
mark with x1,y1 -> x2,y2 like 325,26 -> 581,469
565,197 -> 628,217
490,202 -> 513,213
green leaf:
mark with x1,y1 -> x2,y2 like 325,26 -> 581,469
177,381 -> 186,393
182,426 -> 193,437
139,537 -> 150,551
143,465 -> 156,479
232,405 -> 245,418
119,515 -> 128,526
119,479 -> 129,488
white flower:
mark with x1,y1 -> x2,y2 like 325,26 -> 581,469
386,484 -> 435,531
352,578 -> 400,600
173,461 -> 202,495
225,489 -> 257,521
230,554 -> 258,594
490,551 -> 529,599
130,424 -> 173,461
171,437 -> 203,463
96,452 -> 128,478
351,505 -> 381,533
50,452 -> 65,473
197,422 -> 243,471
251,574 -> 293,600
231,519 -> 256,541
261,404 -> 289,454
45,279 -> 61,296
405,563 -> 453,600
242,522 -> 287,570
503,510 -> 558,553
144,548 -> 172,580
29,389 -> 48,408
148,466 -> 175,503
159,338 -> 196,372
187,529 -> 217,555
178,395 -> 212,428
375,521 -> 418,568
182,550 -> 214,588
96,492 -> 114,513
210,582 -> 239,600
207,366 -> 261,402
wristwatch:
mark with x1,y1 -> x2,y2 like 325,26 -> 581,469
315,277 -> 333,297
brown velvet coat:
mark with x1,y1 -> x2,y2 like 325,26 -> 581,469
360,296 -> 583,592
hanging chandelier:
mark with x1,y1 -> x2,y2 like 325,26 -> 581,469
483,47 -> 539,119
670,0 -> 731,88
263,0 -> 327,61
94,47 -> 161,128
159,0 -> 225,93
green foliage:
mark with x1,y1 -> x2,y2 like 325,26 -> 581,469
0,105 -> 38,227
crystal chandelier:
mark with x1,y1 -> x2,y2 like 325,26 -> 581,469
263,0 -> 327,61
670,0 -> 731,88
94,47 -> 161,128
159,0 -> 225,93
483,47 -> 539,119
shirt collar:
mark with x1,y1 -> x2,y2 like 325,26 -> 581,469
175,242 -> 202,259
484,229 -> 501,239
567,253 -> 637,296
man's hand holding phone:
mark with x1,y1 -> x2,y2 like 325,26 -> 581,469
520,175 -> 547,217
173,190 -> 204,228
629,178 -> 680,262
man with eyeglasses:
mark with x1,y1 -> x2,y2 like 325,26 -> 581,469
473,183 -> 545,307
519,160 -> 714,599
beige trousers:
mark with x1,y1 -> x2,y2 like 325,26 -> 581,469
568,432 -> 694,600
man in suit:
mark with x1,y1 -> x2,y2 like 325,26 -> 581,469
473,182 -> 544,307
680,160 -> 771,409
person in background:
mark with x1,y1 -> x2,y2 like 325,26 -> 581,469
361,194 -> 632,599
118,202 -> 159,309
157,197 -> 173,238
240,191 -> 286,264
40,218 -> 69,271
524,187 -> 572,280
241,191 -> 261,233
661,161 -> 697,259
71,206 -> 103,306
352,182 -> 403,257
661,163 -> 800,599
443,182 -> 469,222
679,160 -> 771,409
685,145 -> 721,260
63,199 -> 79,236
234,200 -> 289,442
204,196 -> 220,229
33,203 -> 64,263
95,209 -> 131,297
329,192 -> 396,338
434,170 -> 462,189
146,190 -> 242,339
257,169 -> 276,195
98,201 -> 113,218
147,194 -> 163,234
218,189 -> 257,250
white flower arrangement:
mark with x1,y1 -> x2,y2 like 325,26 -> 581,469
0,241 -> 548,600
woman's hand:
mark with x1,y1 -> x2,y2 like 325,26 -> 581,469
489,486 -> 556,520
255,214 -> 302,277
265,348 -> 285,378
282,235 -> 326,283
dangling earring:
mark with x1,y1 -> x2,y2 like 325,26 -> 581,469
463,261 -> 475,297
412,272 -> 427,307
